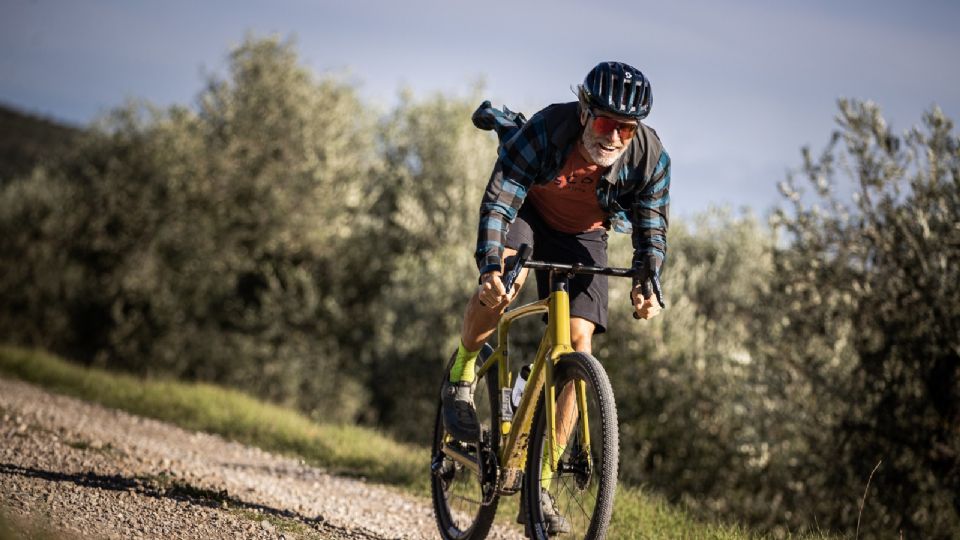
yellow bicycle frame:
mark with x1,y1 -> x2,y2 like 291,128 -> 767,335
475,283 -> 593,494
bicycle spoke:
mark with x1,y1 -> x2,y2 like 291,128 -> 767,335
431,357 -> 501,540
557,478 -> 578,518
559,476 -> 593,520
558,471 -> 600,508
448,494 -> 483,506
447,479 -> 482,531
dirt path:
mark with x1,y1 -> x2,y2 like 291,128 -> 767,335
0,377 -> 524,539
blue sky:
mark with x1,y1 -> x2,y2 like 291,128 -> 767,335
3,0 -> 958,217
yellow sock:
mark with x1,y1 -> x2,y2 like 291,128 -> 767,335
540,442 -> 565,491
449,342 -> 479,383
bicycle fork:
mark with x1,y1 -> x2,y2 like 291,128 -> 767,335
495,271 -> 593,492
542,272 -> 592,473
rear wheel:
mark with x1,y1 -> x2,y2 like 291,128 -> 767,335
523,352 -> 619,539
431,344 -> 501,539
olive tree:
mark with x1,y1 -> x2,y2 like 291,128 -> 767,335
765,99 -> 959,537
0,37 -> 380,421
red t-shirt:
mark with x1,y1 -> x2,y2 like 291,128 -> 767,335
527,146 -> 607,233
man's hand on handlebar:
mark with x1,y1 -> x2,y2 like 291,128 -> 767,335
631,255 -> 665,320
631,285 -> 662,320
478,271 -> 515,309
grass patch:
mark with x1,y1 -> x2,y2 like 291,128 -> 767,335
0,345 -> 833,539
610,485 -> 836,539
233,509 -> 324,539
612,485 -> 749,539
0,345 -> 426,491
63,438 -> 120,456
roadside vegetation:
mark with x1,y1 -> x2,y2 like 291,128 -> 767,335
0,345 -> 424,488
1,36 -> 956,538
2,344 -> 792,539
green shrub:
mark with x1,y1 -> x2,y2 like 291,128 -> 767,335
761,100 -> 960,537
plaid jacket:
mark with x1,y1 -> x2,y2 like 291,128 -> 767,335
472,101 -> 671,279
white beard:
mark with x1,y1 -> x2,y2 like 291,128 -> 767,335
581,127 -> 628,167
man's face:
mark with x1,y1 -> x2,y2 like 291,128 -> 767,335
580,109 -> 638,167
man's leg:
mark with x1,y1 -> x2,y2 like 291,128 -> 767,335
525,317 -> 593,534
452,247 -> 528,378
554,317 -> 594,438
443,248 -> 529,441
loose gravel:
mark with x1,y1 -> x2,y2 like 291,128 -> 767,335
0,377 -> 524,539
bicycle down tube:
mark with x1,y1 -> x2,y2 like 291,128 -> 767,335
475,267 -> 590,494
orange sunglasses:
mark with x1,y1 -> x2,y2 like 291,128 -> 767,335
587,109 -> 638,140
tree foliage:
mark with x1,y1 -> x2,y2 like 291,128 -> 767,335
362,91 -> 496,434
0,38 -> 379,421
764,99 -> 960,537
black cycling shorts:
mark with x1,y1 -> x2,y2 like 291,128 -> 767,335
504,203 -> 609,334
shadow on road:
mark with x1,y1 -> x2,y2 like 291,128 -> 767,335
0,462 -> 382,539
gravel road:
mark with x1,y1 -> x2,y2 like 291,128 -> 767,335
0,377 -> 525,540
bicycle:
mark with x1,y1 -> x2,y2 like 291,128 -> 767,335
431,243 -> 663,539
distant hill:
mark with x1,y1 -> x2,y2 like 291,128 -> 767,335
0,103 -> 83,181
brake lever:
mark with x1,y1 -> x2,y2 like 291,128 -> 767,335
502,244 -> 533,295
652,275 -> 666,308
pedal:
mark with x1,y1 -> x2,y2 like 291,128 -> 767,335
498,467 -> 523,495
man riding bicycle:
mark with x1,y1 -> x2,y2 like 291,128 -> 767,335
441,61 -> 670,534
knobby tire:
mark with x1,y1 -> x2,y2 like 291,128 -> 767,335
523,352 -> 619,539
431,345 -> 500,540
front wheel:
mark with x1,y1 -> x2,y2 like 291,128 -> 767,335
431,344 -> 500,540
524,352 -> 619,539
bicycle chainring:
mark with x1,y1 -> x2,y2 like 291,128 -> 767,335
479,441 -> 499,506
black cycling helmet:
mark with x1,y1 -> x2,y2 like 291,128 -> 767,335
579,61 -> 652,119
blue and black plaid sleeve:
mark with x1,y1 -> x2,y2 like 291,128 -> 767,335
475,111 -> 549,275
631,149 -> 671,275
